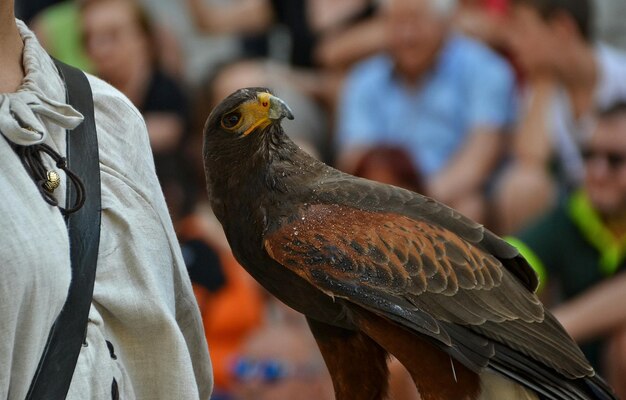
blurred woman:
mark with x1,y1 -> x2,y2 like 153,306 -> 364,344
80,0 -> 188,178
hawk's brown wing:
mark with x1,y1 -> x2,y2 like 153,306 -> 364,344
263,203 -> 593,386
306,174 -> 539,293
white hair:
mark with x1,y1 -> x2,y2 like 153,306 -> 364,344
429,0 -> 457,17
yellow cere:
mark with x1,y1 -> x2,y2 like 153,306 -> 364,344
240,92 -> 273,136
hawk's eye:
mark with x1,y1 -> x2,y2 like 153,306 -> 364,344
222,112 -> 241,129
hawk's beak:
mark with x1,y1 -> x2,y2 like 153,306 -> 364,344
241,92 -> 295,136
264,93 -> 294,121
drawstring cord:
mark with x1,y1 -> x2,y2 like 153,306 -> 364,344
11,142 -> 85,215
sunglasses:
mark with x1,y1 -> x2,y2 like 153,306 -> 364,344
581,148 -> 626,170
231,356 -> 321,384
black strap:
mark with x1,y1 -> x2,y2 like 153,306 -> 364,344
26,60 -> 102,400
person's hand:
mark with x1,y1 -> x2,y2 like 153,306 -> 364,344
503,8 -> 559,79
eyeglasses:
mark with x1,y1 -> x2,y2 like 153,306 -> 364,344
581,148 -> 626,170
231,356 -> 322,384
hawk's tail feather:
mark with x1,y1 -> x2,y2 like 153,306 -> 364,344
582,374 -> 619,400
489,342 -> 618,400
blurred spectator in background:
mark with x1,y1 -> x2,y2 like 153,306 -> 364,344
353,145 -> 425,193
30,1 -> 93,72
495,0 -> 626,234
230,318 -> 333,400
508,102 -> 626,396
79,0 -> 189,179
336,0 -> 516,224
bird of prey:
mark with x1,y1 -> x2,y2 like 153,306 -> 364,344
203,87 -> 617,400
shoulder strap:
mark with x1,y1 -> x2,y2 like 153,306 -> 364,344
26,59 -> 102,400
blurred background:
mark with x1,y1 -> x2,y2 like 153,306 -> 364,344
16,0 -> 626,398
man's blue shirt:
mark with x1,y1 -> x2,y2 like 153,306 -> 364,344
337,34 -> 517,177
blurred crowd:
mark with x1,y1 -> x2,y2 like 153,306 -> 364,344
16,0 -> 626,398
